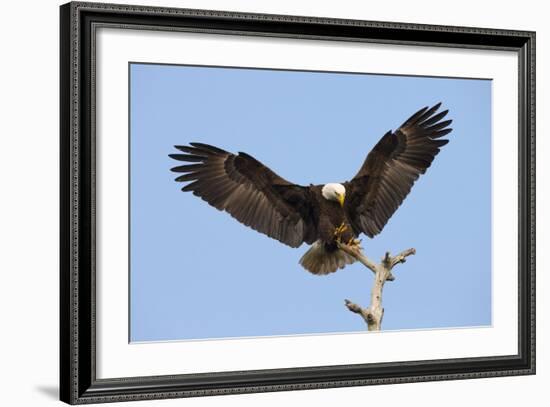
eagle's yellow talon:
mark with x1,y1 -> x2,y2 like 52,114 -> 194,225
346,238 -> 361,247
334,222 -> 349,244
339,222 -> 348,233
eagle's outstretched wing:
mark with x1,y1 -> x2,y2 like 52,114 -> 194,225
170,143 -> 317,247
344,103 -> 453,238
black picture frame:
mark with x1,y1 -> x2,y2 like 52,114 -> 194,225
60,1 -> 536,404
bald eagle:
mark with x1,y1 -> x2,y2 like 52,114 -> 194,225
170,103 -> 452,275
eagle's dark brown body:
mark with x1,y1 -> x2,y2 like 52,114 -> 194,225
310,186 -> 355,251
170,103 -> 453,275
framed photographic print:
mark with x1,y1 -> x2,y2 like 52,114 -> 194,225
60,1 -> 535,404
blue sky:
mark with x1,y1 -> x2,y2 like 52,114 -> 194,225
129,63 -> 492,342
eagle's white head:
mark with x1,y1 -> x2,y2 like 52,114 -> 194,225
322,183 -> 346,207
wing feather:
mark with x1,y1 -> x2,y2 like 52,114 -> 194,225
170,143 -> 316,247
345,103 -> 453,237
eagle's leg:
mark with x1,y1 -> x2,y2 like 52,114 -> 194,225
333,222 -> 348,243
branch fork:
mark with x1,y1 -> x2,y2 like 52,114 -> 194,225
338,243 -> 416,331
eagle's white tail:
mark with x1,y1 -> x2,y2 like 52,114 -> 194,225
299,240 -> 356,275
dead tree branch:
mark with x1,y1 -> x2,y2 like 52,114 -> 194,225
338,243 -> 416,331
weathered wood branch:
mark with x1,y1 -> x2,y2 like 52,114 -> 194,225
338,243 -> 416,331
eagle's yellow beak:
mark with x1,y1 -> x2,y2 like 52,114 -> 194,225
337,193 -> 345,208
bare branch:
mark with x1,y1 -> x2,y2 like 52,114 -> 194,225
388,248 -> 416,268
340,243 -> 416,331
337,243 -> 377,274
344,299 -> 377,330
